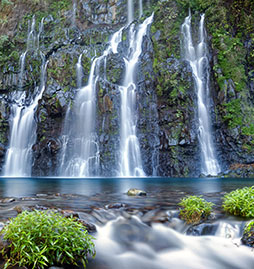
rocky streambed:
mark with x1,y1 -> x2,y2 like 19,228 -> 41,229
0,177 -> 253,268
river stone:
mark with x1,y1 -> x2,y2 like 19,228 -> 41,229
127,188 -> 147,196
241,223 -> 254,247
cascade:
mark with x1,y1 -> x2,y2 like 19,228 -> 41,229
118,14 -> 153,177
181,13 -> 220,176
37,17 -> 44,49
59,29 -> 123,177
127,0 -> 134,24
3,56 -> 48,177
76,53 -> 83,88
139,0 -> 143,18
3,17 -> 47,177
71,0 -> 77,27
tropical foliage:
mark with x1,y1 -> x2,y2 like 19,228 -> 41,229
1,210 -> 95,269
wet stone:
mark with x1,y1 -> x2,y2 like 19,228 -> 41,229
14,205 -> 30,214
36,193 -> 48,197
242,224 -> 254,248
33,205 -> 49,211
127,188 -> 147,196
78,219 -> 97,233
186,223 -> 219,236
1,198 -> 15,203
60,210 -> 79,218
106,203 -> 125,209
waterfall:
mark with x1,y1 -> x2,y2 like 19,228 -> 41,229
76,53 -> 83,88
71,0 -> 77,27
37,17 -> 44,49
118,14 -> 153,177
3,56 -> 48,177
59,29 -> 123,177
128,0 -> 134,24
3,17 -> 47,177
139,0 -> 143,18
181,13 -> 220,176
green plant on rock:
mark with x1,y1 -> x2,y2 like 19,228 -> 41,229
1,210 -> 96,269
179,195 -> 214,224
244,220 -> 254,235
222,186 -> 254,217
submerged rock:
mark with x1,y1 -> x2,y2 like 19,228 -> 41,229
127,188 -> 147,196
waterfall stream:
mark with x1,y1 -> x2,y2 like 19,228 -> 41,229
59,29 -> 123,177
181,13 -> 220,176
3,17 -> 47,177
128,0 -> 134,24
118,14 -> 153,177
3,57 -> 48,177
139,0 -> 143,18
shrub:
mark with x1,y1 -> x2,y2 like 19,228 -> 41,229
222,186 -> 254,217
1,210 -> 96,269
178,195 -> 214,224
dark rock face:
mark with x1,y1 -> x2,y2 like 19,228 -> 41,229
0,0 -> 253,177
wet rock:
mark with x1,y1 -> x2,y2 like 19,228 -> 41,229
127,188 -> 147,196
60,210 -> 79,218
78,219 -> 97,233
0,143 -> 5,157
0,235 -> 9,252
36,193 -> 48,197
186,223 -> 219,236
106,203 -> 125,209
33,205 -> 49,211
14,205 -> 30,214
241,222 -> 254,248
0,198 -> 15,203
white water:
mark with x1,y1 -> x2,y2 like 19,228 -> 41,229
3,17 -> 47,177
72,0 -> 77,27
59,29 -> 123,177
118,15 -> 153,177
37,17 -> 44,49
181,14 -> 220,176
76,53 -> 83,88
92,217 -> 254,269
139,0 -> 143,18
128,0 -> 134,24
4,56 -> 48,177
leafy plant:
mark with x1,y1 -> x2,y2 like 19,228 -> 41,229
222,186 -> 254,217
178,195 -> 214,224
244,220 -> 254,234
1,210 -> 96,269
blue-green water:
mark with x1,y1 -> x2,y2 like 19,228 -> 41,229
0,177 -> 253,198
0,177 -> 254,269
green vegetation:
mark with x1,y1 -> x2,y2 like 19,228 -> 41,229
222,186 -> 254,217
178,195 -> 214,224
1,210 -> 95,269
244,220 -> 254,235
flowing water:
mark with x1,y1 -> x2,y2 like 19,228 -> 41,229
3,17 -> 47,177
59,30 -> 123,177
181,13 -> 220,176
76,53 -> 83,88
0,177 -> 253,269
127,0 -> 134,24
72,0 -> 77,27
139,0 -> 143,18
118,14 -> 153,177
